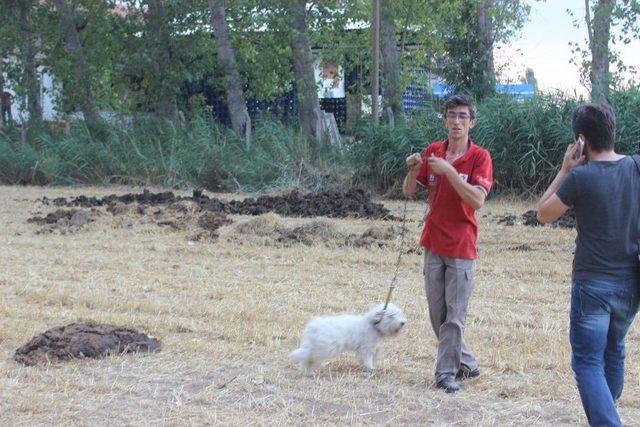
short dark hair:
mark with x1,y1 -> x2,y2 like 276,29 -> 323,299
444,95 -> 477,119
571,103 -> 616,152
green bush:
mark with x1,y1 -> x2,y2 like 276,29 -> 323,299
346,88 -> 640,195
1,88 -> 639,195
346,109 -> 446,193
0,117 -> 347,192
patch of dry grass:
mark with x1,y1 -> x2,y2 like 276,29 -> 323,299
1,186 -> 639,425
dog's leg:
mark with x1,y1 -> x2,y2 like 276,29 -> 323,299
374,346 -> 384,367
357,348 -> 375,371
300,358 -> 318,377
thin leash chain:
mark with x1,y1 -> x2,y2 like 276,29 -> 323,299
382,196 -> 410,311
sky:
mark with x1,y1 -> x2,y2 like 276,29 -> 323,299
495,0 -> 640,96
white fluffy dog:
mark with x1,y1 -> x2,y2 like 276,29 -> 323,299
290,303 -> 406,376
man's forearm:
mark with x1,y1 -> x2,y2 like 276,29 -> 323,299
403,172 -> 419,197
538,168 -> 568,208
444,169 -> 485,210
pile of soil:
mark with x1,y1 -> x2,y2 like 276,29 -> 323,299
40,190 -> 176,208
522,209 -> 576,228
345,225 -> 399,248
494,210 -> 576,229
27,209 -> 92,226
42,188 -> 395,220
508,243 -> 534,251
194,211 -> 233,241
14,322 -> 161,366
274,220 -> 336,245
204,189 -> 395,220
496,214 -> 517,226
27,209 -> 95,234
235,215 -> 404,248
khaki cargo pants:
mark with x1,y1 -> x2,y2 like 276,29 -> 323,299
424,250 -> 477,382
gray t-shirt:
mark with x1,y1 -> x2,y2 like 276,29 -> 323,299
556,156 -> 640,282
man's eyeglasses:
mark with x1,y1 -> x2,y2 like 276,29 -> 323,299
445,112 -> 472,121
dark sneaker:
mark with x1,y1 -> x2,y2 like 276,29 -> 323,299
456,364 -> 480,380
436,376 -> 460,393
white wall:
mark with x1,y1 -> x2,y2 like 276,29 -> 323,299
314,58 -> 345,99
2,67 -> 61,123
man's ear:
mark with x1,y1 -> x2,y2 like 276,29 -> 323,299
579,133 -> 591,153
469,118 -> 477,129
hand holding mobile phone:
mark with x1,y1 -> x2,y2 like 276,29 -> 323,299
573,136 -> 584,160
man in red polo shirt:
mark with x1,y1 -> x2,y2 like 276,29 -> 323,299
402,94 -> 493,393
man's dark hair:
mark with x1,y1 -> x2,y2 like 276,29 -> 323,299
572,103 -> 616,152
444,95 -> 477,119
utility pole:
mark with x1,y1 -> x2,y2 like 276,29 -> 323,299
371,0 -> 380,125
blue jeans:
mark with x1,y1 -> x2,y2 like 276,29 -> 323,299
570,278 -> 639,426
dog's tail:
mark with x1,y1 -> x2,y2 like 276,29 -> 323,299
289,347 -> 309,362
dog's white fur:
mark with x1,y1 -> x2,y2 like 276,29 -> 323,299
290,303 -> 406,376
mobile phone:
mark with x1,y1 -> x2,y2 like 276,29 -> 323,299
573,136 -> 584,160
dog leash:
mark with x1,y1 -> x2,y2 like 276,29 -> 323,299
382,196 -> 410,311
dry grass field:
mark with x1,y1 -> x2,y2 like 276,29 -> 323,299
1,185 -> 639,426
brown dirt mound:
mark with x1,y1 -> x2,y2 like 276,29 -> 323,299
27,209 -> 92,226
275,220 -> 336,244
39,189 -> 176,208
236,215 -> 405,248
14,322 -> 161,366
522,209 -> 576,228
234,213 -> 281,236
508,243 -> 534,251
496,214 -> 517,226
30,199 -> 233,241
345,225 -> 399,248
27,209 -> 95,234
43,188 -> 395,220
191,211 -> 234,241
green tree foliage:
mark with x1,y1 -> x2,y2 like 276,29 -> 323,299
432,0 -> 530,99
0,0 -> 532,132
569,0 -> 640,102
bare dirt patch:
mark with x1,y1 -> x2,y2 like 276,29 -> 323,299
4,188 -> 637,425
234,214 -> 404,247
522,209 -> 576,228
27,208 -> 97,234
31,189 -> 395,242
493,210 -> 576,228
14,323 -> 161,366
42,188 -> 395,220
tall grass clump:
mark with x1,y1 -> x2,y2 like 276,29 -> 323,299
474,93 -> 578,194
0,116 -> 348,192
0,129 -> 43,184
346,88 -> 640,195
2,88 -> 639,195
610,87 -> 640,154
345,108 -> 446,194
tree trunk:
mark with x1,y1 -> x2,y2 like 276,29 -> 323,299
0,57 -> 4,94
146,0 -> 180,122
0,56 -> 6,128
52,0 -> 101,128
18,1 -> 42,131
289,0 -> 321,139
208,0 -> 251,147
586,0 -> 613,103
380,0 -> 403,123
476,0 -> 496,100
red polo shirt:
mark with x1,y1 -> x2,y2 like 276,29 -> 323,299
415,139 -> 493,259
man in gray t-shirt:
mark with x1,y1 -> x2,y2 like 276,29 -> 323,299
556,157 -> 640,282
537,103 -> 639,427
